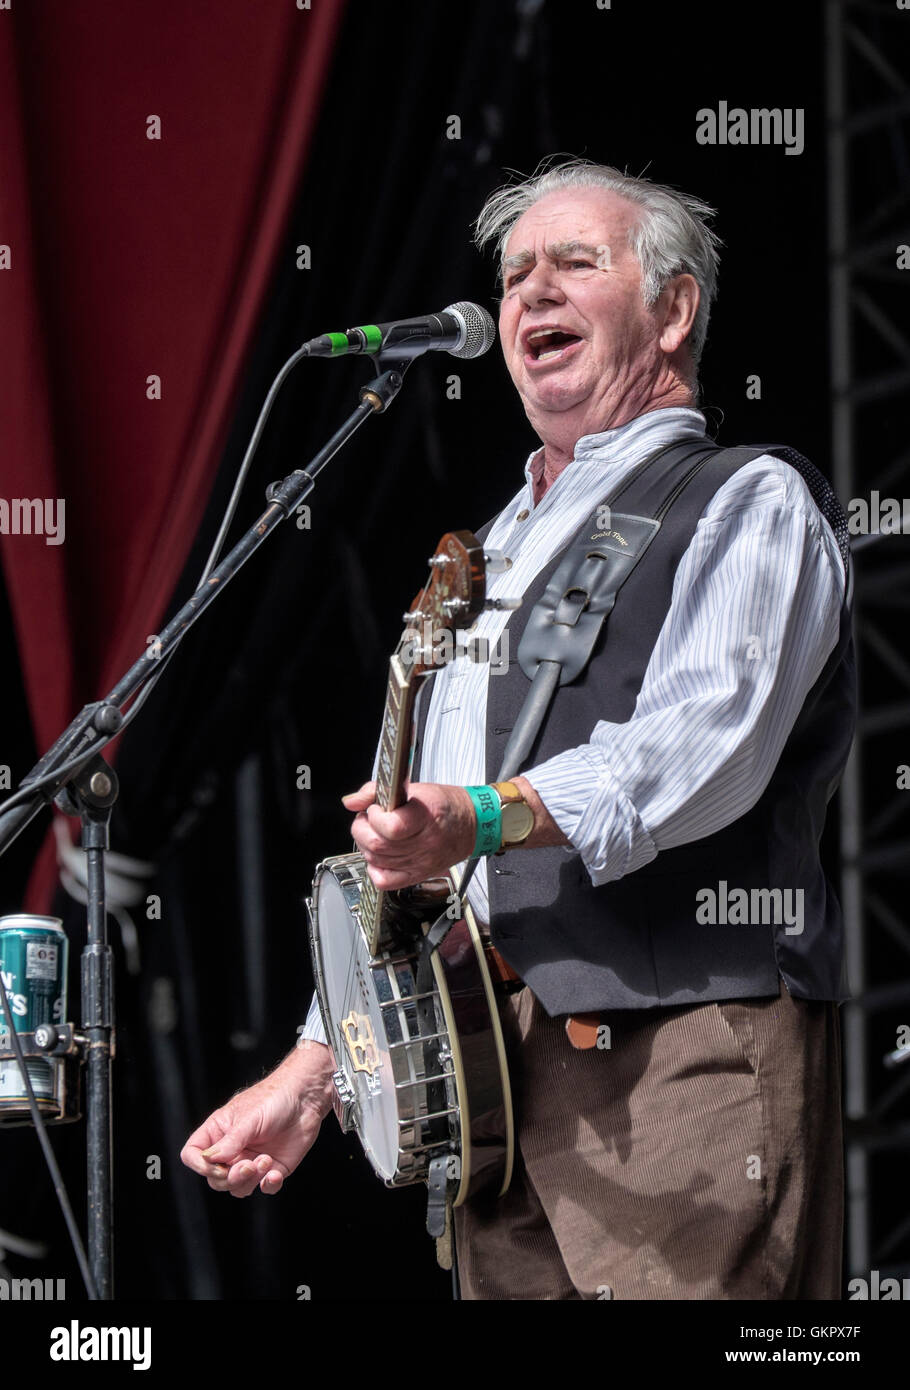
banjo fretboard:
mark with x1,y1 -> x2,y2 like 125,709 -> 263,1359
361,649 -> 417,954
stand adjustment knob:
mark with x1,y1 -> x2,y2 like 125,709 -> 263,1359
34,1023 -> 59,1052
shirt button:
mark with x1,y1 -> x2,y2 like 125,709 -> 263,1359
516,509 -> 529,522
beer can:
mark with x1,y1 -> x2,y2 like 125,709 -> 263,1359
0,915 -> 68,1117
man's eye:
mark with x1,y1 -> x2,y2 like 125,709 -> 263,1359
567,260 -> 593,270
506,271 -> 528,288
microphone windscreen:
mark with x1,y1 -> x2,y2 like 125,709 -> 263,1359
445,302 -> 496,359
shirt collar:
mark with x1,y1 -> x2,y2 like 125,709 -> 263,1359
523,406 -> 709,490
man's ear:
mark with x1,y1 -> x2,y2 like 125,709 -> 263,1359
659,273 -> 699,356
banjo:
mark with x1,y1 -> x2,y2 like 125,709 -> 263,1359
307,530 -> 514,1233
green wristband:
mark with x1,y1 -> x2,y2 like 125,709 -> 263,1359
465,784 -> 502,857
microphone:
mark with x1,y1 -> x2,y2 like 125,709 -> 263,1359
302,301 -> 496,361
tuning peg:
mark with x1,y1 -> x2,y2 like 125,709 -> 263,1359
483,549 -> 512,573
483,596 -> 521,611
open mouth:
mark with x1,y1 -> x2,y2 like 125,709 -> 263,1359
524,327 -> 583,364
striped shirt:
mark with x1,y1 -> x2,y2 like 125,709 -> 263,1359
301,406 -> 845,1042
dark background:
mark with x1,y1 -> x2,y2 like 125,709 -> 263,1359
0,0 -> 906,1304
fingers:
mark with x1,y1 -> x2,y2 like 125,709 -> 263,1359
225,1155 -> 272,1198
341,781 -> 376,811
180,1133 -> 224,1179
344,784 -> 427,844
182,1124 -> 273,1193
354,811 -> 443,887
357,834 -> 431,889
182,1134 -> 287,1197
363,863 -> 420,891
198,1137 -> 235,1164
180,1134 -> 237,1186
356,821 -> 423,862
355,803 -> 429,855
210,1154 -> 285,1198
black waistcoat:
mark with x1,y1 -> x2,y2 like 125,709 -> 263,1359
415,439 -> 856,1017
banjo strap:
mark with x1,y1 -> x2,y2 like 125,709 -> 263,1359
496,436 -> 720,778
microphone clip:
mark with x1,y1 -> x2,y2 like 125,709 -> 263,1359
358,360 -> 413,413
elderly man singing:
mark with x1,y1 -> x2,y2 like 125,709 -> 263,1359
182,159 -> 854,1301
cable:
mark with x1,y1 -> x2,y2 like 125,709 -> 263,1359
197,343 -> 311,586
0,981 -> 98,1299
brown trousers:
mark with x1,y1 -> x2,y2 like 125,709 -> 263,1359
454,979 -> 844,1300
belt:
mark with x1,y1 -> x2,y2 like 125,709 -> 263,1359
481,940 -> 525,995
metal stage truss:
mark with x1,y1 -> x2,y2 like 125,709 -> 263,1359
826,0 -> 910,1286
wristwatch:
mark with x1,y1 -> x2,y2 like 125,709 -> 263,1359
491,780 -> 535,853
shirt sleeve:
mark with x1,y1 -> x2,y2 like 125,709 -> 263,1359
298,989 -> 329,1046
520,456 -> 846,885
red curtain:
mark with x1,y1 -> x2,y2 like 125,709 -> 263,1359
0,0 -> 346,909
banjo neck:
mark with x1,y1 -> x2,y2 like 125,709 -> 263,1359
359,642 -> 420,954
357,530 -> 486,956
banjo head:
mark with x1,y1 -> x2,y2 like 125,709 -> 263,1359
308,854 -> 459,1188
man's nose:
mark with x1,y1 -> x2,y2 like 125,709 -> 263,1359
517,259 -> 564,307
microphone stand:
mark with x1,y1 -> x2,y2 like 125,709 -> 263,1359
0,358 -> 412,1299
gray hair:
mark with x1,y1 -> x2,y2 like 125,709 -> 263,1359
473,157 -> 722,367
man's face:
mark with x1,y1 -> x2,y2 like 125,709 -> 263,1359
498,187 -> 667,440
